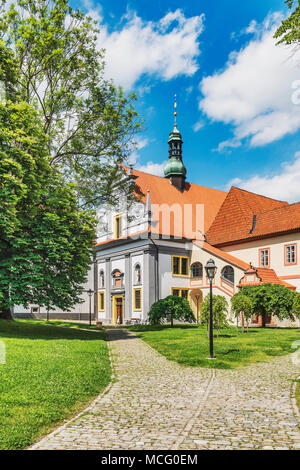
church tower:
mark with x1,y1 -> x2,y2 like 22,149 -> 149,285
164,95 -> 187,191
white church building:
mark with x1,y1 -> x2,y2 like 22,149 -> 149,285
15,110 -> 300,326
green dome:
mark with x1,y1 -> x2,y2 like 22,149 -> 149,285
164,157 -> 187,178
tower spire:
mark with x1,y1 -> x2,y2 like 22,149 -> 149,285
174,93 -> 177,127
163,94 -> 187,191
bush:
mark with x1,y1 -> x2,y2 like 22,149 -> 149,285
231,293 -> 253,333
148,296 -> 195,326
200,294 -> 229,336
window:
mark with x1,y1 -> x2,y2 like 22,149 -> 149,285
285,244 -> 297,265
191,262 -> 203,278
172,256 -> 189,276
99,270 -> 105,288
98,292 -> 105,311
259,248 -> 270,267
114,215 -> 123,239
133,288 -> 142,311
221,266 -> 235,285
112,269 -> 123,288
134,264 -> 142,285
172,288 -> 189,300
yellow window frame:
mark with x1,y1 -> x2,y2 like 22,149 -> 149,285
98,291 -> 105,312
172,288 -> 189,300
133,288 -> 142,311
113,214 -> 123,239
172,255 -> 189,277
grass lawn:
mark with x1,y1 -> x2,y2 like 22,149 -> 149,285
129,325 -> 300,370
0,319 -> 111,450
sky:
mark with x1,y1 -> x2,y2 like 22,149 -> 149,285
72,0 -> 300,202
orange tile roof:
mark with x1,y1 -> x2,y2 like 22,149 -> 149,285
251,202 -> 300,239
127,167 -> 227,238
206,187 -> 288,246
193,240 -> 249,270
238,267 -> 296,290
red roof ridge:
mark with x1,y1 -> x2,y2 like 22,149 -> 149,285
231,186 -> 288,205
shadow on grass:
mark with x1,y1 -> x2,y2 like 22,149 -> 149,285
0,319 -> 105,342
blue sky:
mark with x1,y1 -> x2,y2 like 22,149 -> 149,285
73,0 -> 300,202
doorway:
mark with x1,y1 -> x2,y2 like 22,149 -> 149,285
113,296 -> 124,325
190,290 -> 203,323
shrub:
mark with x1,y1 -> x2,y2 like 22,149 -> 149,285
148,296 -> 195,326
200,294 -> 229,337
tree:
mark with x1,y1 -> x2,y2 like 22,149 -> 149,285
231,293 -> 253,333
240,284 -> 296,327
200,294 -> 229,337
274,1 -> 300,47
0,96 -> 95,319
292,292 -> 300,322
0,0 -> 143,209
148,296 -> 195,326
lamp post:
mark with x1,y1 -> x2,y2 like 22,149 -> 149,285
85,289 -> 94,326
205,259 -> 217,359
195,293 -> 200,324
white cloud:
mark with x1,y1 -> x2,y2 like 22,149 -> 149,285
229,151 -> 300,202
98,9 -> 205,90
200,13 -> 300,149
128,137 -> 149,165
192,121 -> 204,132
136,161 -> 167,177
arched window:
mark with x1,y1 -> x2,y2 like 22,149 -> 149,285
134,264 -> 142,285
191,262 -> 203,278
112,269 -> 124,288
99,270 -> 105,289
221,266 -> 234,285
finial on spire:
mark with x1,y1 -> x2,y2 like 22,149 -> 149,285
174,93 -> 177,125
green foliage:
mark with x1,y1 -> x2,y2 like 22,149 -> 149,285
200,294 -> 229,334
292,292 -> 300,319
231,293 -> 254,332
240,284 -> 296,326
148,296 -> 195,326
274,0 -> 300,46
0,320 -> 110,449
0,98 -> 95,317
0,0 -> 143,208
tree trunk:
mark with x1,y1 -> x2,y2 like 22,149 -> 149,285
262,312 -> 266,328
241,312 -> 245,333
0,306 -> 13,320
236,315 -> 239,331
0,290 -> 13,320
170,312 -> 174,328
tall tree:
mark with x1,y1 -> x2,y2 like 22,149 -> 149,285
0,40 -> 95,319
0,0 -> 143,209
274,0 -> 300,47
0,99 -> 95,319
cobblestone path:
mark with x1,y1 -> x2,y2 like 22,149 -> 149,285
31,328 -> 300,450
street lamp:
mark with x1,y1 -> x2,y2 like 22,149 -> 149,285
205,259 -> 217,359
195,293 -> 200,324
85,289 -> 94,326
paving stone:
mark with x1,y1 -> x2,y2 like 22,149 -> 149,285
31,328 -> 300,450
